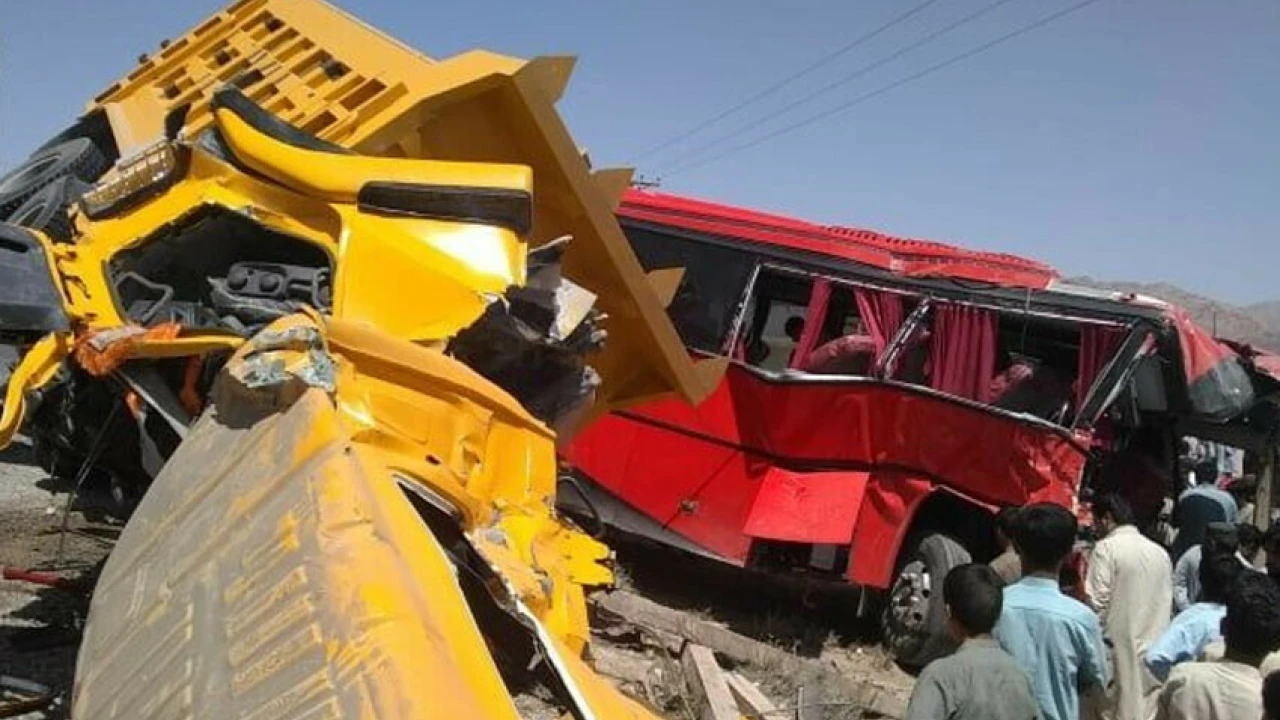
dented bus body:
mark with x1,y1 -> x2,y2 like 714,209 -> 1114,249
0,1 -> 715,718
565,190 -> 1280,666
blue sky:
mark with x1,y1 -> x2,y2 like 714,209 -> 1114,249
3,0 -> 1277,303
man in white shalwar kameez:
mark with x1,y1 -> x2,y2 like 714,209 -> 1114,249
1086,494 -> 1173,720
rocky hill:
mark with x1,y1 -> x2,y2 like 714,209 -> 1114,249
1068,278 -> 1280,353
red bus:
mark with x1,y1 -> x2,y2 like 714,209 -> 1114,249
566,189 -> 1277,666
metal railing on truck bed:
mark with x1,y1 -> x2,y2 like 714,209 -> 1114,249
89,0 -> 436,156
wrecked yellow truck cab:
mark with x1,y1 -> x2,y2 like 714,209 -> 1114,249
75,313 -> 653,719
0,1 -> 717,717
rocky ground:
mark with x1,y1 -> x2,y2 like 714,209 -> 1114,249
587,538 -> 915,718
0,439 -> 116,719
0,437 -> 913,719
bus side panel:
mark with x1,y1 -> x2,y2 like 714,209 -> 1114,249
624,366 -> 1087,504
569,365 -> 1085,570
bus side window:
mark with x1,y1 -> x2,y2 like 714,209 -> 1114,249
624,227 -> 756,355
740,269 -> 812,372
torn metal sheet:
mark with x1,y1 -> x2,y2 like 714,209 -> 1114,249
450,237 -> 606,432
227,322 -> 336,394
116,364 -> 193,437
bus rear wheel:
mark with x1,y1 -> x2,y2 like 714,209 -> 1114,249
882,533 -> 971,668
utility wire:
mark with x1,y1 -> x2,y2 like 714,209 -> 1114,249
631,0 -> 948,163
660,0 -> 1024,173
664,0 -> 1105,178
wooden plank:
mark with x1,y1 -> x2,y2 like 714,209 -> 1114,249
724,672 -> 777,718
681,643 -> 740,720
595,590 -> 906,719
796,685 -> 822,720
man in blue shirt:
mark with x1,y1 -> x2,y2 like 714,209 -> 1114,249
1148,551 -> 1245,681
1171,460 -> 1238,562
995,503 -> 1109,720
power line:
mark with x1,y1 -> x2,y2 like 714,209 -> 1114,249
665,0 -> 1105,178
660,0 -> 1024,174
631,0 -> 948,163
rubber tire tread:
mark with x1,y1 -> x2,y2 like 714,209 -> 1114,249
0,138 -> 108,217
886,533 -> 972,668
7,176 -> 90,242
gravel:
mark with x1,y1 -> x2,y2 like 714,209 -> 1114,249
0,438 -> 114,720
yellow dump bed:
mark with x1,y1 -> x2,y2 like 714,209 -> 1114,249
87,0 -> 711,412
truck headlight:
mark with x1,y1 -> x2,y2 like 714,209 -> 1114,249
80,142 -> 185,220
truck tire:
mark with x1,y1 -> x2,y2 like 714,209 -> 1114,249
33,110 -> 117,160
883,533 -> 971,668
0,138 -> 108,217
7,177 -> 90,242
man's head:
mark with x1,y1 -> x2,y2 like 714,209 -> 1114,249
1196,459 -> 1219,486
1221,571 -> 1280,664
1239,523 -> 1263,562
1204,522 -> 1240,558
995,506 -> 1021,551
1199,550 -> 1245,605
1264,671 -> 1280,720
1264,525 -> 1280,580
943,563 -> 1004,640
784,316 -> 805,342
1014,503 -> 1078,575
1091,493 -> 1135,537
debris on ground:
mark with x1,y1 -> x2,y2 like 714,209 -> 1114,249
0,440 -> 115,719
590,590 -> 908,719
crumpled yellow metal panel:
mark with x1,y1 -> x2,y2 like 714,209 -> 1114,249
74,313 -> 665,720
344,51 -> 715,409
81,0 -> 716,410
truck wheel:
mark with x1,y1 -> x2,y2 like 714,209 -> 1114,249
883,533 -> 971,668
7,177 -> 90,242
0,138 -> 109,217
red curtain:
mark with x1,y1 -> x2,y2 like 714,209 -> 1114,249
1076,325 -> 1126,407
789,279 -> 832,369
854,288 -> 905,355
929,304 -> 997,402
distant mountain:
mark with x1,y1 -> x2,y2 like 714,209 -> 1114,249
1068,277 -> 1280,353
1245,301 -> 1280,332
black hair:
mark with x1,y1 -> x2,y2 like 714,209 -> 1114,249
1240,524 -> 1263,557
1200,551 -> 1245,604
1196,459 -> 1219,485
944,564 -> 1004,635
996,506 -> 1021,538
1223,571 -> 1280,660
784,316 -> 804,340
1092,493 -> 1136,527
1204,522 -> 1241,558
1264,671 -> 1280,720
1014,503 -> 1078,573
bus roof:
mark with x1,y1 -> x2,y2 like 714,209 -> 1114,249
619,189 -> 1060,291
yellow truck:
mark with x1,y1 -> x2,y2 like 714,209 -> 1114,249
0,1 -> 717,717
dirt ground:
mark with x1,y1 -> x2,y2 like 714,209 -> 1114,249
0,439 -> 116,719
589,537 -> 916,718
0,438 -> 913,719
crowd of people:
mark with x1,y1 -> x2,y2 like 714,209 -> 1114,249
905,487 -> 1280,720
